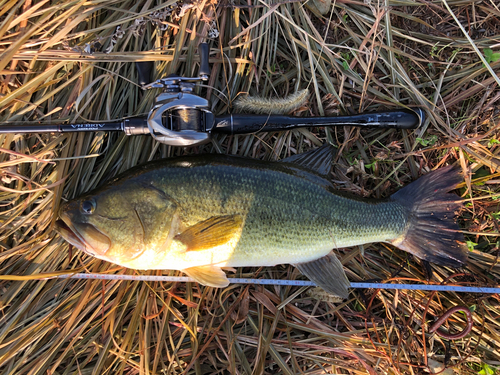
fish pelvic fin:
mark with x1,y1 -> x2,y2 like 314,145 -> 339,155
390,166 -> 468,267
183,265 -> 229,288
295,252 -> 350,299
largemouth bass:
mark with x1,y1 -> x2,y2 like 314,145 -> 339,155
55,145 -> 467,298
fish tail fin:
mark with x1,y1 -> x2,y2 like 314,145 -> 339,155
390,166 -> 468,267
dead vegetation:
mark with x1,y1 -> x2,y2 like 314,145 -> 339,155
1,0 -> 500,373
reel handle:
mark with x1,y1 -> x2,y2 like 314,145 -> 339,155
198,43 -> 210,79
136,61 -> 154,86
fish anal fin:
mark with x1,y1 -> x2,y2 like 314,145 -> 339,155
280,143 -> 336,178
175,215 -> 243,251
183,265 -> 229,288
295,252 -> 350,299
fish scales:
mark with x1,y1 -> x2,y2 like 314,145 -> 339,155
147,157 -> 407,266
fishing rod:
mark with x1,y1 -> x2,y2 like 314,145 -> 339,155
0,44 -> 425,147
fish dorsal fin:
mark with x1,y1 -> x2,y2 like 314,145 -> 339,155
175,215 -> 243,251
280,143 -> 336,178
295,252 -> 350,299
183,265 -> 229,288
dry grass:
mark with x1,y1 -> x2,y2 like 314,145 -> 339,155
1,0 -> 500,374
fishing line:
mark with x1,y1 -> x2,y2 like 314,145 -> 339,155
51,273 -> 500,294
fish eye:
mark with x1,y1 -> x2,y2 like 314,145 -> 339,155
81,199 -> 96,214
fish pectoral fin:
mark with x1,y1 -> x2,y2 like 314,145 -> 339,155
295,252 -> 350,299
175,215 -> 243,251
183,265 -> 229,288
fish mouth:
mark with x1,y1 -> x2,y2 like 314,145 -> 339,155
55,217 -> 111,256
55,219 -> 93,254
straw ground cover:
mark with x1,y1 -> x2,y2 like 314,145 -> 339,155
1,0 -> 500,373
